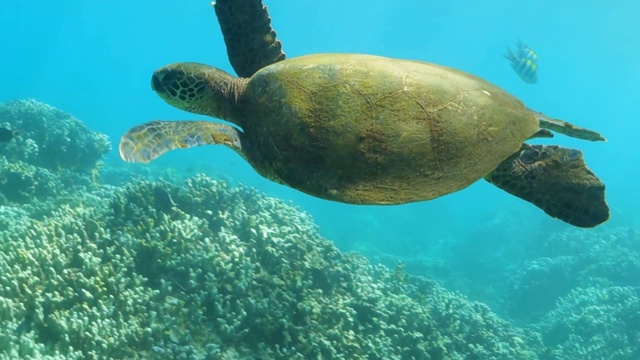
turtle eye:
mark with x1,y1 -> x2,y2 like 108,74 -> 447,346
162,70 -> 179,85
152,68 -> 183,90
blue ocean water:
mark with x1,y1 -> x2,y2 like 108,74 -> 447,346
1,0 -> 639,356
2,0 -> 637,244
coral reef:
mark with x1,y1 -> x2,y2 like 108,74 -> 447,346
349,209 -> 640,359
506,227 -> 640,324
2,98 -> 636,359
0,174 -> 543,359
0,99 -> 110,172
534,286 -> 640,360
0,156 -> 92,208
0,99 -> 108,216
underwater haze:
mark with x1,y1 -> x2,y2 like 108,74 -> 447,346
1,0 -> 640,358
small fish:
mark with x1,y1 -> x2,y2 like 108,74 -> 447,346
153,186 -> 176,213
14,309 -> 34,336
14,319 -> 32,336
0,127 -> 19,142
504,40 -> 538,84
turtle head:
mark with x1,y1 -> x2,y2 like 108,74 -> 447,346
151,62 -> 245,122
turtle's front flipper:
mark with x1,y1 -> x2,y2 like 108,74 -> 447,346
213,0 -> 285,78
484,144 -> 609,228
536,112 -> 606,142
119,120 -> 243,163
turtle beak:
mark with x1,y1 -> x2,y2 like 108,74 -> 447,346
151,67 -> 181,94
151,69 -> 167,92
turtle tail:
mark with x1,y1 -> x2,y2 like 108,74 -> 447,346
536,112 -> 606,142
484,144 -> 609,228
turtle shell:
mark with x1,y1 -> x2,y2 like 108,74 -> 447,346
237,53 -> 539,204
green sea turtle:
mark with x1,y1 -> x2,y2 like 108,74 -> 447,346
119,0 -> 609,227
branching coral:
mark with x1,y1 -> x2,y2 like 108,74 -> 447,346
533,286 -> 640,360
506,227 -> 640,324
0,174 -> 543,359
0,99 -> 110,172
0,156 -> 91,207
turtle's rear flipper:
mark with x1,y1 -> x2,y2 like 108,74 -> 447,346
484,144 -> 609,228
119,120 -> 243,163
213,0 -> 286,78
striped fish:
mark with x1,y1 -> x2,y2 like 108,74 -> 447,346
504,40 -> 538,84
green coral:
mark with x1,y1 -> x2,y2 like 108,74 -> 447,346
0,174 -> 543,359
505,227 -> 640,324
0,156 -> 91,207
534,286 -> 640,359
0,99 -> 108,215
0,99 -> 110,172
